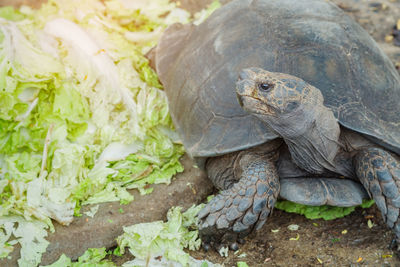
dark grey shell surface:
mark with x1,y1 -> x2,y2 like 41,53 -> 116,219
155,0 -> 400,159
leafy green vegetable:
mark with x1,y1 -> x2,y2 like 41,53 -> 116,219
0,216 -> 51,267
41,247 -> 115,267
117,205 -> 204,267
0,7 -> 25,21
360,199 -> 375,208
237,262 -> 249,267
76,248 -> 115,266
0,0 -> 196,265
117,207 -> 200,266
193,0 -> 222,25
117,204 -> 221,267
0,0 -> 224,265
274,199 -> 375,220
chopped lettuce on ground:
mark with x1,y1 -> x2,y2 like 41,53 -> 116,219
0,0 -> 207,265
0,0 -> 223,265
275,199 -> 375,220
41,247 -> 115,267
43,205 -> 220,266
116,204 -> 221,267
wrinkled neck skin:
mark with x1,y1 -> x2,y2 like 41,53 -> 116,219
257,102 -> 341,174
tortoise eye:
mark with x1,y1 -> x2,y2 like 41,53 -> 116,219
258,82 -> 274,91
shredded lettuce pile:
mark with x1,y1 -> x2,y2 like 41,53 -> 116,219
0,0 -> 212,265
45,205 -> 221,267
116,204 -> 221,267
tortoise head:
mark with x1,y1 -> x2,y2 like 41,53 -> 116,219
236,67 -> 323,119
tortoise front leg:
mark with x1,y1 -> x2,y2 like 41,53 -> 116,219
198,151 -> 280,251
354,147 -> 400,248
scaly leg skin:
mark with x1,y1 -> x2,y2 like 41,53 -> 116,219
197,151 -> 280,251
354,147 -> 400,250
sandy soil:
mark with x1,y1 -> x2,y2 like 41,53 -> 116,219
191,206 -> 397,266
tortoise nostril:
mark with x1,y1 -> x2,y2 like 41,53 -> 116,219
236,79 -> 254,95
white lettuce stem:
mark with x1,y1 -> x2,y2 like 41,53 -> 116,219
43,18 -> 138,119
15,97 -> 38,126
40,124 -> 54,177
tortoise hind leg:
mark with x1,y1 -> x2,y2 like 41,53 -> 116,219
354,147 -> 400,248
198,151 -> 280,251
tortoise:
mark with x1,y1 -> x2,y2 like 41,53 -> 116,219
151,0 -> 400,250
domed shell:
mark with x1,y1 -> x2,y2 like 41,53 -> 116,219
155,0 -> 400,159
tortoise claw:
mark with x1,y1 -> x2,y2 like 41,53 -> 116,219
390,238 -> 400,259
389,238 -> 397,250
202,241 -> 211,252
198,153 -> 279,253
229,242 -> 239,251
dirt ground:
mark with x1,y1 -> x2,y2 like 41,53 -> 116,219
111,205 -> 397,266
2,0 -> 400,266
190,206 -> 397,266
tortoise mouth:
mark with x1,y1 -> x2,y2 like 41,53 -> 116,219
236,71 -> 277,116
236,76 -> 255,97
237,93 -> 244,107
236,93 -> 277,116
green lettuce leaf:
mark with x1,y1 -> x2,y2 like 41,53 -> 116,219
274,199 -> 375,220
0,7 -> 25,21
0,216 -> 50,267
0,0 -> 194,264
193,0 -> 222,25
117,205 -> 204,267
41,247 -> 115,267
0,0 -> 224,264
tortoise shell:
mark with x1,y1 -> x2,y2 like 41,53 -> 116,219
155,0 -> 400,160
